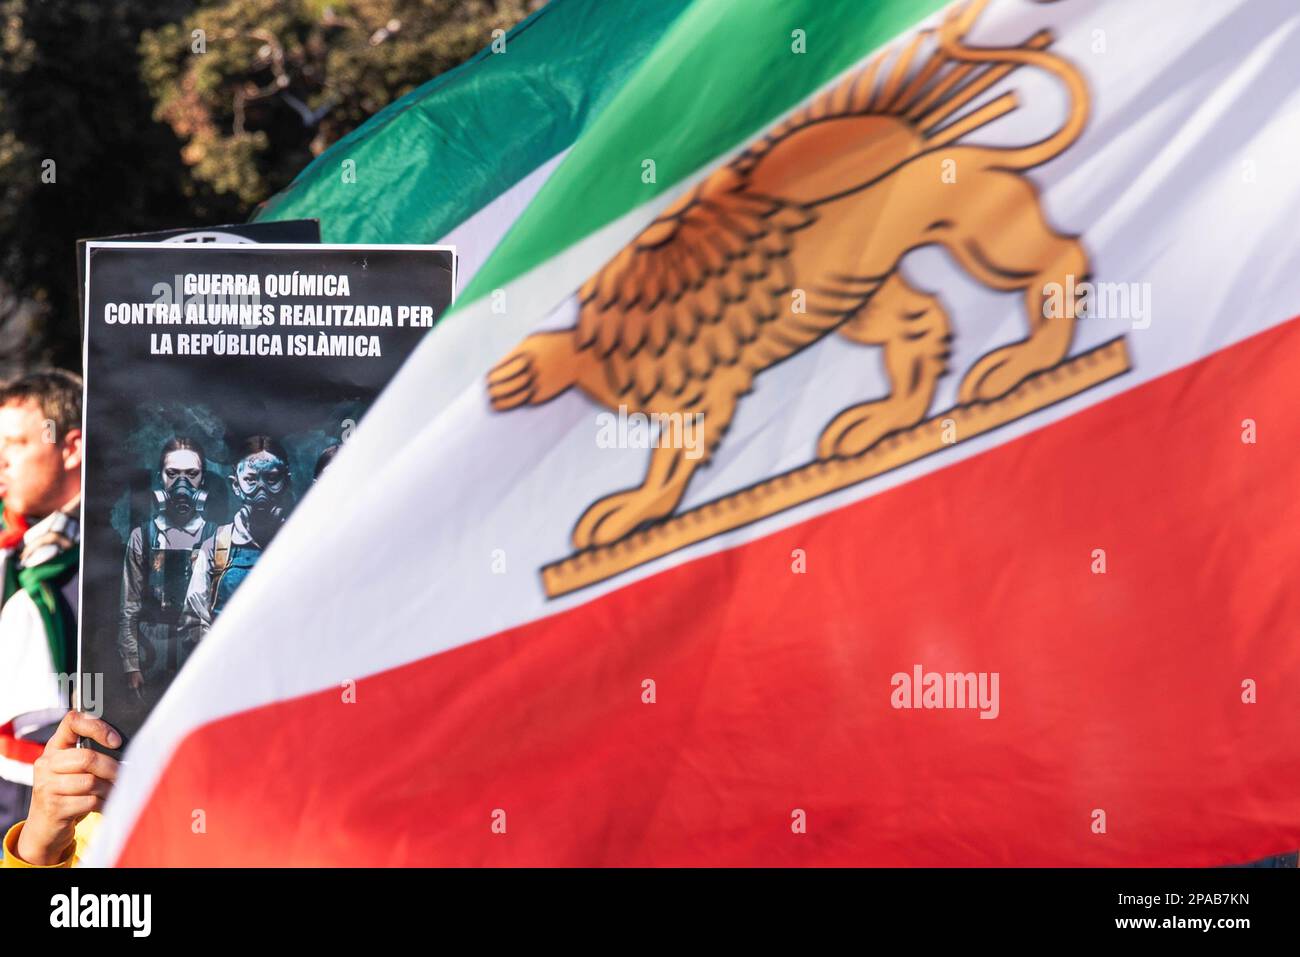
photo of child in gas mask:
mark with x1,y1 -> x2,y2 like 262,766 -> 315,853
180,435 -> 295,648
117,437 -> 215,702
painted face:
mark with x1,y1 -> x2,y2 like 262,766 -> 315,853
231,450 -> 289,507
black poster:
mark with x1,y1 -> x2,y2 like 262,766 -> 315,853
79,243 -> 455,750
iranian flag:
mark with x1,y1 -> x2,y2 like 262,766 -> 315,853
90,0 -> 1300,866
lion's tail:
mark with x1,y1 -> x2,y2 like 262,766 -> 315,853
930,0 -> 1089,170
735,0 -> 1089,176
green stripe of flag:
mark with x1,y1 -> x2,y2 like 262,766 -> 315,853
460,0 -> 949,306
254,0 -> 696,242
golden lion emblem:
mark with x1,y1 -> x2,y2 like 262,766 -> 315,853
488,0 -> 1092,552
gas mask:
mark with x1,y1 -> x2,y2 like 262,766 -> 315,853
230,451 -> 293,546
155,452 -> 207,524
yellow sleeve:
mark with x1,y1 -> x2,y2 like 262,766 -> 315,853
2,813 -> 100,868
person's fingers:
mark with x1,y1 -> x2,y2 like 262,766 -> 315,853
43,711 -> 80,751
45,746 -> 120,781
44,711 -> 122,752
53,794 -> 104,818
46,772 -> 114,799
46,772 -> 102,796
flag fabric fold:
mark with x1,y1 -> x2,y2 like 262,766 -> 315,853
92,0 -> 1300,866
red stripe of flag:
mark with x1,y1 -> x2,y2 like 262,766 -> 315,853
116,316 -> 1300,866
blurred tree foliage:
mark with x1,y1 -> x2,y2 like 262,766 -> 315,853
140,0 -> 533,208
0,0 -> 217,372
0,0 -> 533,373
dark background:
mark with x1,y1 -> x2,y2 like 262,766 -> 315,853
81,242 -> 454,745
0,0 -> 536,378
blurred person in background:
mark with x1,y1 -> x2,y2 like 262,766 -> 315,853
0,371 -> 84,833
